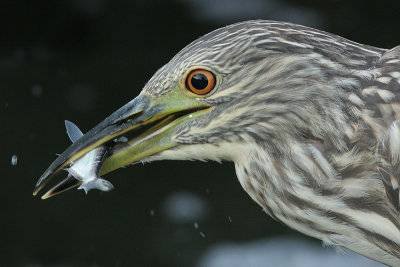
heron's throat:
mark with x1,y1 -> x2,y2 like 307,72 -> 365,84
147,141 -> 249,163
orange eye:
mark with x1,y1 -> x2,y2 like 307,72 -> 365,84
185,69 -> 216,95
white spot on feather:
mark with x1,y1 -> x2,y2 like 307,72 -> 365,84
388,121 -> 400,164
348,93 -> 364,106
390,72 -> 400,79
376,89 -> 394,102
376,76 -> 391,84
308,144 -> 339,180
387,59 -> 400,64
361,86 -> 378,96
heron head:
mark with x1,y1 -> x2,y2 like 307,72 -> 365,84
33,20 -> 381,198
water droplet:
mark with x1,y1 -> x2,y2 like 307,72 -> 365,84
11,155 -> 18,166
118,136 -> 128,143
150,209 -> 155,216
163,191 -> 206,223
194,222 -> 199,229
200,232 -> 205,238
31,85 -> 43,98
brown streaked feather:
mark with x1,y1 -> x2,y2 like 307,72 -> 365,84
143,21 -> 400,265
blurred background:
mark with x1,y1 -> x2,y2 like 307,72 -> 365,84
2,0 -> 400,266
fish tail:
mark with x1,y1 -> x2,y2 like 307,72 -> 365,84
78,178 -> 114,194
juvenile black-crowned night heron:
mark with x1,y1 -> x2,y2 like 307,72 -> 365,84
34,20 -> 400,266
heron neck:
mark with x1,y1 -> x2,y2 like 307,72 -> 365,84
234,141 -> 400,266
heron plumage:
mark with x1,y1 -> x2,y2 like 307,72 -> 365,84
142,21 -> 400,265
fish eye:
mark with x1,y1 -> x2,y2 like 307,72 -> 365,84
185,69 -> 216,95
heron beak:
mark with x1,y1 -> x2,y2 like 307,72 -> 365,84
33,91 -> 211,199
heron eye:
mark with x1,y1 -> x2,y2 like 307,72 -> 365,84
185,69 -> 216,95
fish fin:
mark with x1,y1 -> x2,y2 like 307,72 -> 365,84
78,178 -> 114,194
65,120 -> 84,143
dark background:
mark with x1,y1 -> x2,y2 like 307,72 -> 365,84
2,0 -> 399,266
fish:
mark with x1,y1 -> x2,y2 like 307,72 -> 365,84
64,120 -> 114,194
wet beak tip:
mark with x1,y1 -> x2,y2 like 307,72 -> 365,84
32,187 -> 40,196
41,188 -> 57,199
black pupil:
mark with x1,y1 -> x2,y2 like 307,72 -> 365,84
191,73 -> 208,90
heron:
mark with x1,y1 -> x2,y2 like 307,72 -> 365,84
34,20 -> 400,266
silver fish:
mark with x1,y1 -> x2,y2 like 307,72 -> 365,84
64,120 -> 114,194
